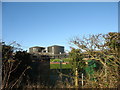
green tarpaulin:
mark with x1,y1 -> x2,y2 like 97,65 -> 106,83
84,60 -> 100,80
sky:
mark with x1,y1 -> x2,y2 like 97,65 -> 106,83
2,2 -> 118,51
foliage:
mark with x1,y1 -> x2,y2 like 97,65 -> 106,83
14,51 -> 32,68
50,59 -> 61,62
2,42 -> 14,61
2,42 -> 31,89
50,64 -> 71,69
50,58 -> 70,62
69,32 -> 120,88
1,32 -> 120,88
105,32 -> 120,51
69,49 -> 85,72
62,58 -> 71,62
68,49 -> 85,87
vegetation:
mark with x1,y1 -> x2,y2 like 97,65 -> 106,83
69,32 -> 120,88
50,58 -> 71,69
50,58 -> 70,62
50,64 -> 71,69
1,32 -> 120,89
2,42 -> 31,89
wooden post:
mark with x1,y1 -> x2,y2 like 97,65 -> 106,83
75,68 -> 78,88
60,60 -> 62,72
81,73 -> 84,88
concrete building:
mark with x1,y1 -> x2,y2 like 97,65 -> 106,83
47,45 -> 64,55
29,46 -> 46,53
29,45 -> 67,59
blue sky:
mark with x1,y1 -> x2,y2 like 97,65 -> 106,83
2,2 -> 118,51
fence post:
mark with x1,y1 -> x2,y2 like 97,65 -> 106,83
82,73 -> 84,88
75,68 -> 78,88
60,60 -> 63,72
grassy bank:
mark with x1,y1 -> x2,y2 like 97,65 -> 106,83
50,58 -> 71,62
50,58 -> 71,69
50,63 -> 71,69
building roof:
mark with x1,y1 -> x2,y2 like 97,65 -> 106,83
29,46 -> 45,49
48,45 -> 64,48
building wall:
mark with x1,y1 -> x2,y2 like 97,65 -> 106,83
47,47 -> 52,54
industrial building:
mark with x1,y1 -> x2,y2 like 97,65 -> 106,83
29,46 -> 46,54
29,45 -> 65,55
29,45 -> 67,59
47,45 -> 64,55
